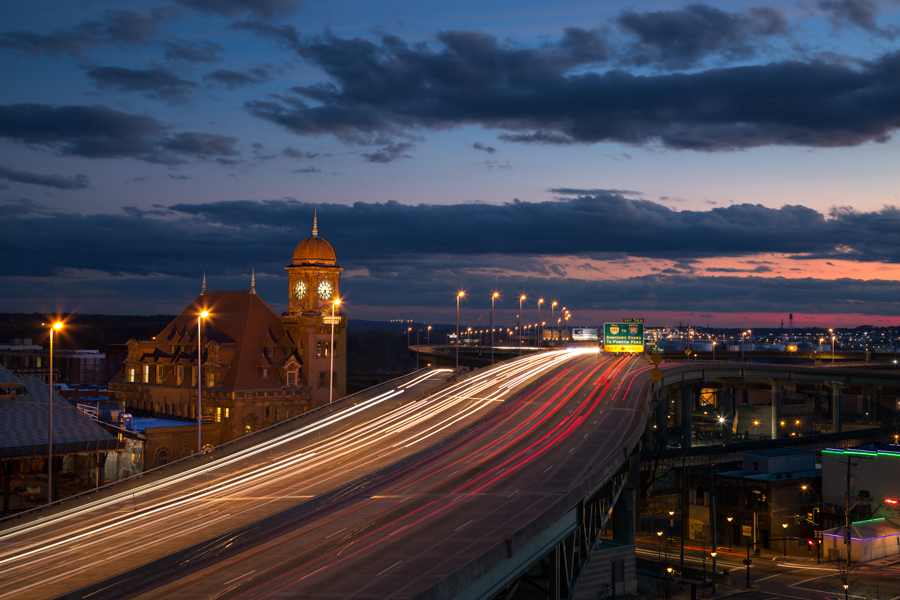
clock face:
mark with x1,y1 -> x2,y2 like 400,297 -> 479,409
293,280 -> 306,300
317,280 -> 334,301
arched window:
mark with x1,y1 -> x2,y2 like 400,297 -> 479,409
244,425 -> 252,434
156,446 -> 171,467
179,446 -> 193,458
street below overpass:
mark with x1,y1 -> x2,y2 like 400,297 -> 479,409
0,349 -> 653,600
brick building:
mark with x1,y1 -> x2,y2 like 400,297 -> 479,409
108,215 -> 347,453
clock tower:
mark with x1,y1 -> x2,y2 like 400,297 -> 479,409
282,211 -> 346,407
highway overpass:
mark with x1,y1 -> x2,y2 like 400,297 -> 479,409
0,350 -> 654,600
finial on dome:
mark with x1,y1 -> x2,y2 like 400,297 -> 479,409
312,208 -> 318,237
202,271 -> 206,294
250,268 -> 256,294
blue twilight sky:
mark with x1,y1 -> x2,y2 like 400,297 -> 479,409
3,0 -> 900,328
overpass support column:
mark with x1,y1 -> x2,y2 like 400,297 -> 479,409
657,387 -> 669,445
674,387 -> 683,431
724,385 -> 735,444
830,383 -> 843,433
2,460 -> 11,515
767,379 -> 782,440
682,386 -> 693,449
613,487 -> 636,545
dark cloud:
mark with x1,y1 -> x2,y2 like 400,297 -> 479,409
362,141 -> 413,163
203,67 -> 271,89
159,132 -> 240,159
241,28 -> 900,152
818,0 -> 897,39
163,40 -> 224,63
0,9 -> 170,58
282,147 -> 320,159
0,166 -> 89,190
616,3 -> 788,68
5,195 -> 900,316
87,67 -> 198,104
167,174 -> 192,180
705,265 -> 773,273
473,142 -> 496,153
292,167 -> 322,174
551,188 -> 642,196
0,103 -> 240,165
177,0 -> 300,19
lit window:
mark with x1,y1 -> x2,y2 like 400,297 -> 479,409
128,368 -> 135,383
287,372 -> 296,387
143,365 -> 150,383
262,367 -> 269,379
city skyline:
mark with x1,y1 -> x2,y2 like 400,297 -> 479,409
3,0 -> 900,327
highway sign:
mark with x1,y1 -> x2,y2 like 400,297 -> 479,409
604,322 -> 644,353
685,349 -> 692,356
651,368 -> 661,381
649,353 -> 662,365
622,318 -> 644,323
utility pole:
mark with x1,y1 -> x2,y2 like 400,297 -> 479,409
709,451 -> 717,594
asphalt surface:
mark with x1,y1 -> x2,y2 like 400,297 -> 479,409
0,351 -> 600,600
129,350 -> 653,600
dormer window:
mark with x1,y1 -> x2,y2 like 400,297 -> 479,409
267,346 -> 274,358
262,367 -> 269,379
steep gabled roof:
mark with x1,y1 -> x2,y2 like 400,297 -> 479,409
149,290 -> 302,390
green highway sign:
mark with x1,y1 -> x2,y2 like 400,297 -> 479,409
622,318 -> 644,324
604,321 -> 644,353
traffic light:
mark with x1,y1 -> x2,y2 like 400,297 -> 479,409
807,539 -> 814,550
813,507 -> 821,529
796,514 -> 803,525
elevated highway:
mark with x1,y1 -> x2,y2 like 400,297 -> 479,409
0,349 -> 654,600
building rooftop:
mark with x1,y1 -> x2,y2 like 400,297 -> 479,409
744,448 -> 815,458
719,467 -> 821,481
0,365 -> 120,458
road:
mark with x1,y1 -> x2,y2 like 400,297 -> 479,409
635,539 -> 900,600
0,350 -> 605,600
129,351 -> 653,600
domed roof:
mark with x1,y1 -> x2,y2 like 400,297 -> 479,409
292,211 -> 337,265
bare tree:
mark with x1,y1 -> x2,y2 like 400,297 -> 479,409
825,556 -> 865,600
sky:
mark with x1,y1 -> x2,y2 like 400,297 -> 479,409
2,0 -> 900,329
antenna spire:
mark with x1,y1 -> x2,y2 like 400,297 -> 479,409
312,208 -> 318,237
250,268 -> 256,294
201,271 -> 206,294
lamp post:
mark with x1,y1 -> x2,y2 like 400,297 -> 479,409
657,530 -> 664,561
427,325 -> 431,345
407,326 -> 412,349
456,291 -> 465,372
330,298 -> 340,403
537,298 -> 544,348
710,551 -> 717,594
519,295 -> 526,355
843,583 -> 849,600
802,484 -> 822,563
782,523 -> 789,557
197,309 -> 209,454
46,320 -> 63,504
551,301 -> 557,346
491,292 -> 499,364
831,328 -> 836,363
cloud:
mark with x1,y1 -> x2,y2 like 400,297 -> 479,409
616,3 -> 788,68
167,174 -> 192,180
282,147 -> 320,159
176,0 -> 300,19
550,188 -> 642,196
292,166 -> 322,174
705,265 -> 773,273
473,142 -> 496,153
0,9 -> 171,58
818,0 -> 897,39
0,103 -> 240,165
362,141 -> 413,163
87,67 -> 198,104
6,195 -> 900,316
241,27 -> 900,153
203,66 -> 271,89
163,40 -> 224,63
0,166 -> 89,190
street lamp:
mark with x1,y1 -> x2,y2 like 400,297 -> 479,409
330,298 -> 340,404
518,295 -> 526,355
427,325 -> 432,345
831,329 -> 836,363
46,320 -> 63,504
197,310 -> 209,454
537,298 -> 544,348
551,301 -> 558,346
657,530 -> 664,561
491,292 -> 499,363
843,583 -> 849,600
782,523 -> 789,557
710,551 -> 717,594
456,291 -> 465,371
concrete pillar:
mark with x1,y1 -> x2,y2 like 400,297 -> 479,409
814,384 -> 823,424
742,389 -> 749,404
613,487 -> 636,544
657,387 -> 669,444
97,452 -> 107,488
682,386 -> 693,449
771,382 -> 782,440
674,387 -> 683,429
832,384 -> 843,433
724,386 -> 735,444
